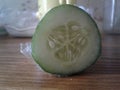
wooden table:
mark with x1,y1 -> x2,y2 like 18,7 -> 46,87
0,34 -> 120,90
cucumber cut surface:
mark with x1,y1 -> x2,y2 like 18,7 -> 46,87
32,5 -> 101,76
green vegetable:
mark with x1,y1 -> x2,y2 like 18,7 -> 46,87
32,5 -> 101,76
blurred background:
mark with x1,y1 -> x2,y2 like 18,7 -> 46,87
0,0 -> 119,37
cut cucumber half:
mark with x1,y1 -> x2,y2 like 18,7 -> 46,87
32,5 -> 101,76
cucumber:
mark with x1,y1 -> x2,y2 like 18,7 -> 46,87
32,5 -> 101,76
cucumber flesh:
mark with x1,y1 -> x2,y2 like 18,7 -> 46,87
32,5 -> 101,76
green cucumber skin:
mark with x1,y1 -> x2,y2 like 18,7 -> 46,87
32,4 -> 101,76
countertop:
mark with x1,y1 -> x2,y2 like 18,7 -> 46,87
0,34 -> 120,90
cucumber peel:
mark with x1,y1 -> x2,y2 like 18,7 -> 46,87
32,5 -> 101,76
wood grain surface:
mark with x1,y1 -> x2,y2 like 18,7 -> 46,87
0,34 -> 120,90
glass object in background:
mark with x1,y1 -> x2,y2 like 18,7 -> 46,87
0,0 -> 39,37
104,0 -> 120,34
4,10 -> 39,37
